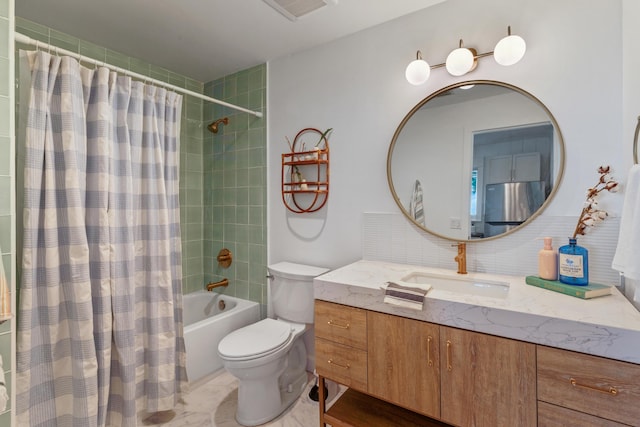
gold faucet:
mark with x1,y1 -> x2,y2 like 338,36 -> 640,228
206,278 -> 229,291
453,242 -> 467,275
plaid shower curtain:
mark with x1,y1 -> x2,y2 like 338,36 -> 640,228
16,50 -> 187,427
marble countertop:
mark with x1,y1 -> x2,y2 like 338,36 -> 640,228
314,260 -> 640,364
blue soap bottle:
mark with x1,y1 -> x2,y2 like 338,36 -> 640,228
558,238 -> 589,285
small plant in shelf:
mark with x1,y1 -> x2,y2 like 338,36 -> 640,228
292,166 -> 308,190
312,128 -> 332,160
286,128 -> 332,160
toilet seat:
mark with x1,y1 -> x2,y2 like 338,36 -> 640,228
218,318 -> 294,361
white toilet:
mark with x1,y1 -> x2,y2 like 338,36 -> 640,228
218,261 -> 329,426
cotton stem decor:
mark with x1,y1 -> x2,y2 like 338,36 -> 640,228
571,166 -> 619,239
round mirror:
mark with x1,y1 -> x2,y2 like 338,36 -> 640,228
387,80 -> 565,241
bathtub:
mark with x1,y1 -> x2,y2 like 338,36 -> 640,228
183,291 -> 260,382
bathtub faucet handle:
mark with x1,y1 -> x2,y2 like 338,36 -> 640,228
217,248 -> 233,268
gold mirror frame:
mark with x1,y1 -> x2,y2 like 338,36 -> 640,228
633,116 -> 639,165
387,80 -> 566,242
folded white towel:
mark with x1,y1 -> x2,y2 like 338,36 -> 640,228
382,281 -> 432,310
612,165 -> 640,280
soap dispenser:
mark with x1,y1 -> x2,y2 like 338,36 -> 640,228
538,237 -> 557,280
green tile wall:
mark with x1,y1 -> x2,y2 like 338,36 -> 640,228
1,1 -> 12,426
203,65 -> 268,316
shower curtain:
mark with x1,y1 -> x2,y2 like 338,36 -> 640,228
16,51 -> 187,427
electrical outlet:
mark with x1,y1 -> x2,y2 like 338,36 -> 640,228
450,217 -> 461,229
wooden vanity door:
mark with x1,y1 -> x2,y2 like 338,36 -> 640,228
440,326 -> 537,427
367,311 -> 441,419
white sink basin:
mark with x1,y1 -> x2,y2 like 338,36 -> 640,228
401,271 -> 510,299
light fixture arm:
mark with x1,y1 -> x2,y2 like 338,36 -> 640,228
429,45 -> 492,71
405,25 -> 526,85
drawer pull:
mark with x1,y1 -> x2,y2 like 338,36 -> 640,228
327,320 -> 350,329
570,378 -> 618,396
446,340 -> 452,371
327,359 -> 350,369
427,336 -> 433,367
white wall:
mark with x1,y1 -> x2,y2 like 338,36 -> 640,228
621,0 -> 640,307
267,0 -> 625,271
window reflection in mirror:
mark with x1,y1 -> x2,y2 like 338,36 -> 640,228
387,80 -> 565,241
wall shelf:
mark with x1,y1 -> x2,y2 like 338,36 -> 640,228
281,128 -> 330,213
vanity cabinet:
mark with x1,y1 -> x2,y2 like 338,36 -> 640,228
315,301 -> 536,427
537,345 -> 640,426
367,311 -> 441,418
315,300 -> 443,427
315,300 -> 368,392
440,326 -> 536,427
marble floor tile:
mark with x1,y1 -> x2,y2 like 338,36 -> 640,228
139,370 -> 328,427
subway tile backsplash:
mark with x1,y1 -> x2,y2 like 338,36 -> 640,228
363,212 -> 621,286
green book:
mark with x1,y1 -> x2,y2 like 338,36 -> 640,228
525,276 -> 612,299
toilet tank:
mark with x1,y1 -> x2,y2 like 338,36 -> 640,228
268,262 -> 330,324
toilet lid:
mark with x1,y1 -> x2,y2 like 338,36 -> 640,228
218,318 -> 292,360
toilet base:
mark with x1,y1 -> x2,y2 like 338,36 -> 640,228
235,368 -> 308,426
230,338 -> 309,426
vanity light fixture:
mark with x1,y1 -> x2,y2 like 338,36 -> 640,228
493,26 -> 527,66
445,40 -> 478,76
405,51 -> 431,85
405,26 -> 526,85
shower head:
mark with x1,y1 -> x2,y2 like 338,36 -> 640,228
207,117 -> 229,134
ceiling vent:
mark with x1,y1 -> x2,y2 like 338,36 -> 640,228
263,0 -> 335,21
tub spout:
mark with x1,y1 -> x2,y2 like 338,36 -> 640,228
206,278 -> 229,291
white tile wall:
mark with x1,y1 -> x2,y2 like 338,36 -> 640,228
363,212 -> 622,286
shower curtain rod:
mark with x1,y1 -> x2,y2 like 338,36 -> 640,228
15,32 -> 263,118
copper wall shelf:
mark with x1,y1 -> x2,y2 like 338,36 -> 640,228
281,128 -> 330,213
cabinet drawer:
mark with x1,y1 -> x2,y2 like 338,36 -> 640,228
538,345 -> 640,426
538,401 -> 629,427
315,300 -> 367,350
316,338 -> 367,391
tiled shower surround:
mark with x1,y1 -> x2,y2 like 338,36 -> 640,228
202,67 -> 268,316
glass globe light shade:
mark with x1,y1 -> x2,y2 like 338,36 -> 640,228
445,48 -> 475,76
494,34 -> 526,66
405,58 -> 430,85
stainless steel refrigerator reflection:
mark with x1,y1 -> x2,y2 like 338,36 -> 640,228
483,182 -> 545,237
